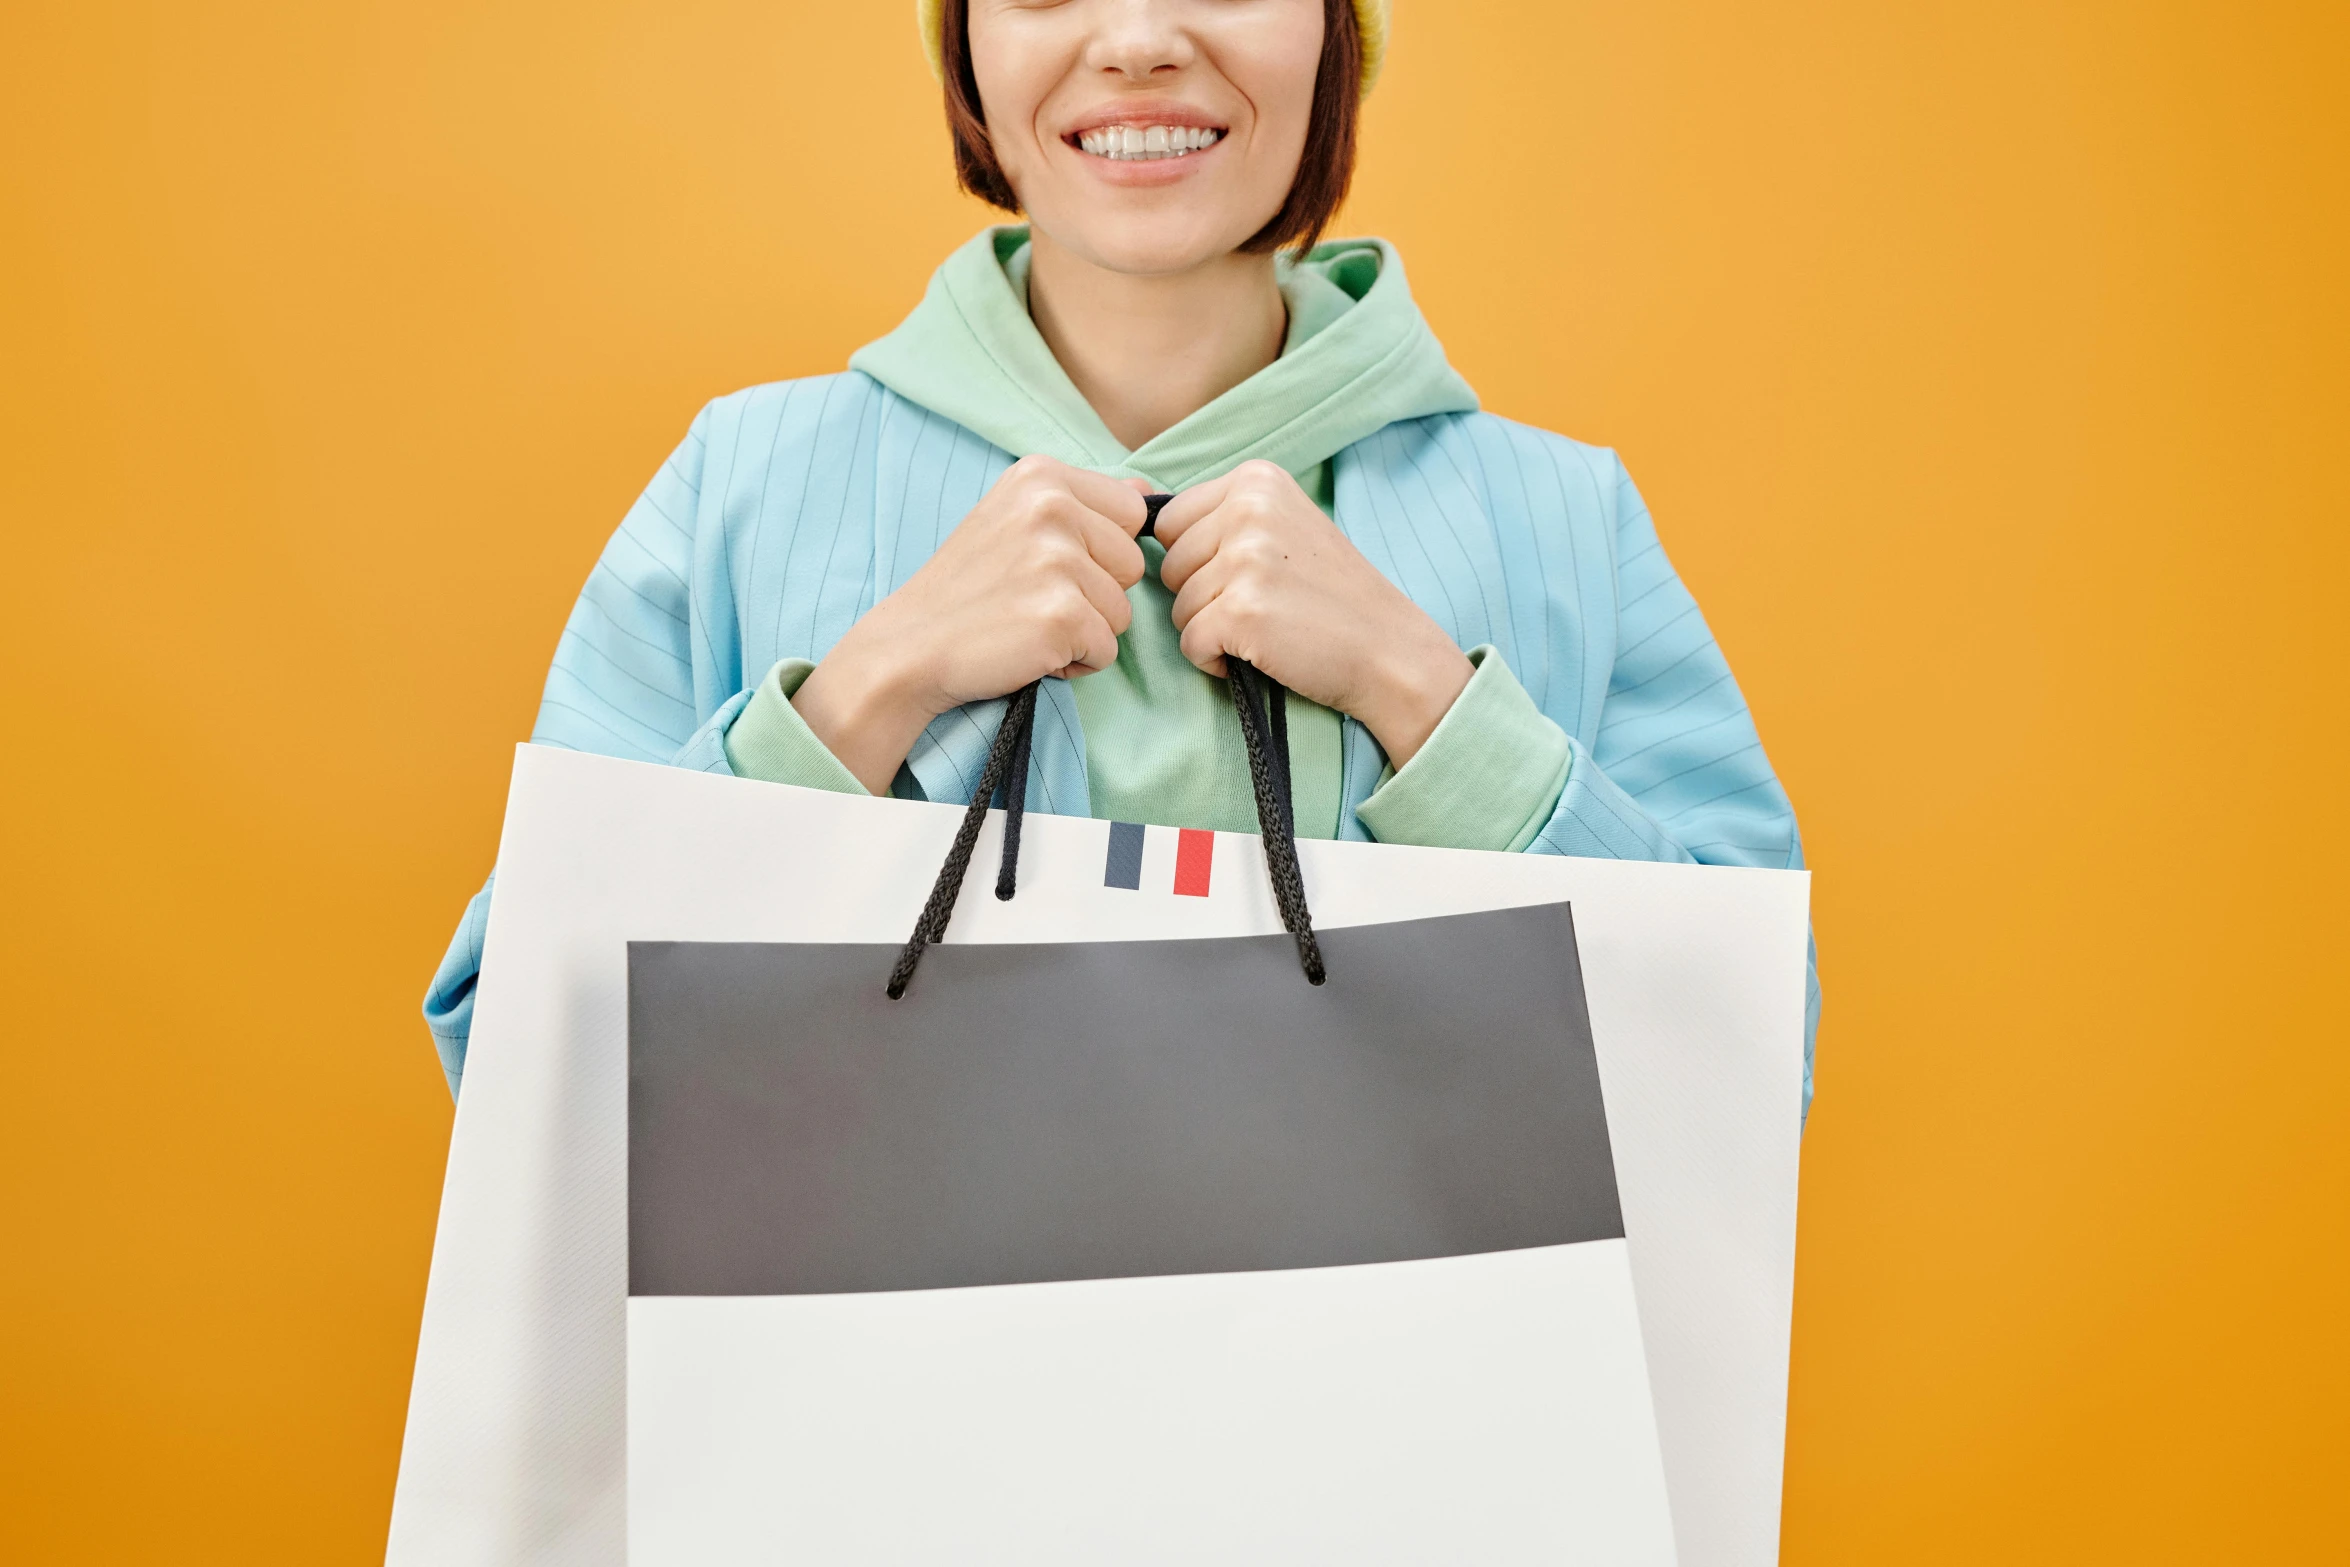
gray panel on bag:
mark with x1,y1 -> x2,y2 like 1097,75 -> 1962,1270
628,902 -> 1620,1296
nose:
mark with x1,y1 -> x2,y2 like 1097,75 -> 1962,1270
1083,0 -> 1197,82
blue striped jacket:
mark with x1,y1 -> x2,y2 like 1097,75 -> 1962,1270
426,372 -> 1820,1111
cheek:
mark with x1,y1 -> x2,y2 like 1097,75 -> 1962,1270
1225,18 -> 1326,160
965,22 -> 1064,185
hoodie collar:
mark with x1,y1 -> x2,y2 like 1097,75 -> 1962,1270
849,226 -> 1477,492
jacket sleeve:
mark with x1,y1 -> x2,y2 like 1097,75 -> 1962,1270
1523,459 -> 1822,1122
422,408 -> 753,1097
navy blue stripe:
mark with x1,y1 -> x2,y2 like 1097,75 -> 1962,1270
1104,821 -> 1145,890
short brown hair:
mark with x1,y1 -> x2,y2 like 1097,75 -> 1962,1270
940,0 -> 1362,256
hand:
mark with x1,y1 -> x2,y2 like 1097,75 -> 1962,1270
1155,462 -> 1474,767
791,456 -> 1148,792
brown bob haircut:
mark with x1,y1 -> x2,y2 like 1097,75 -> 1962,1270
939,0 -> 1363,256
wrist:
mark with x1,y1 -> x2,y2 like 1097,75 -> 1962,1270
1357,631 -> 1474,768
791,631 -> 941,793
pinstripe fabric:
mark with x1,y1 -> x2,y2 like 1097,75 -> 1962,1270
427,374 -> 1819,1116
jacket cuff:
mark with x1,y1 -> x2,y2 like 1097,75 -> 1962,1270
1353,646 -> 1572,853
721,659 -> 872,796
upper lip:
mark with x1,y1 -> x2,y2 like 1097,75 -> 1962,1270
1061,100 -> 1228,140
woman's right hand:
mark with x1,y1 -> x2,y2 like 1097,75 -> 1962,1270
788,456 -> 1149,793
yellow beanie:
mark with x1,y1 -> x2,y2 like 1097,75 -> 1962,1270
915,1 -> 1390,95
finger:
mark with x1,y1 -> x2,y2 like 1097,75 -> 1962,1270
1150,472 -> 1233,550
1071,503 -> 1149,590
992,454 -> 1148,532
1054,466 -> 1151,535
1056,601 -> 1123,676
990,452 -> 1085,500
1176,599 -> 1237,679
1156,496 -> 1235,594
1071,558 -> 1136,639
1166,547 -> 1239,633
1034,575 -> 1122,676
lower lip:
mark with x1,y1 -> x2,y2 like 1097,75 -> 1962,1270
1065,136 -> 1227,187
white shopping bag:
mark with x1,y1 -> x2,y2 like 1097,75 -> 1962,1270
388,745 -> 1810,1566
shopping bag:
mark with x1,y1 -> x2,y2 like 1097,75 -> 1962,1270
388,727 -> 1809,1564
619,669 -> 1679,1560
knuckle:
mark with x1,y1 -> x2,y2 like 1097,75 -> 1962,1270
1027,530 -> 1080,569
1049,589 -> 1094,636
1226,582 -> 1273,628
1016,494 -> 1074,537
1011,464 -> 1075,510
1019,584 -> 1061,626
1234,533 -> 1284,571
1233,489 -> 1279,524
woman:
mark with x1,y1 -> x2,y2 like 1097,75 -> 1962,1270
426,0 -> 1819,1111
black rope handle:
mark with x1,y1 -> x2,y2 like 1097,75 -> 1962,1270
1228,657 -> 1326,984
993,670 -> 1037,902
885,680 -> 1040,1000
1147,495 -> 1318,975
884,491 -> 1324,997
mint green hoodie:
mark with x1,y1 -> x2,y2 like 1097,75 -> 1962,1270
722,227 -> 1573,849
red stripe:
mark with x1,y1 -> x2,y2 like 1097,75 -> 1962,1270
1173,829 -> 1214,898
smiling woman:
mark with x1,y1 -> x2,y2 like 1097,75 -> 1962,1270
421,0 -> 1821,1116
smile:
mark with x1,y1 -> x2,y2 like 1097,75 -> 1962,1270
1073,125 -> 1226,161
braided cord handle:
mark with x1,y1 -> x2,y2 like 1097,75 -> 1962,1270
1150,492 -> 1322,979
1227,657 -> 1327,985
885,680 -> 1041,999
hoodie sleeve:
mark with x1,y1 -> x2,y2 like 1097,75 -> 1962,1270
720,659 -> 874,795
1352,647 -> 1571,852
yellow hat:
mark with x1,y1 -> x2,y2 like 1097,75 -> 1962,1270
916,1 -> 1390,95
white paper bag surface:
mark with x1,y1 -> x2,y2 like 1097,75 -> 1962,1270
388,745 -> 1809,1566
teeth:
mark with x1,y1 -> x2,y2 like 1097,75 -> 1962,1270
1076,124 -> 1224,161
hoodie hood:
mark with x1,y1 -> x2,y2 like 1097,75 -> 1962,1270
849,227 -> 1477,492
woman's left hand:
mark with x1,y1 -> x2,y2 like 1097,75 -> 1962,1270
1156,460 -> 1474,767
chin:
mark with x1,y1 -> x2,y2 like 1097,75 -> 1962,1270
1030,204 -> 1275,279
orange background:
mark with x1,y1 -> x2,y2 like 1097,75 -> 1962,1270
3,2 -> 2344,1561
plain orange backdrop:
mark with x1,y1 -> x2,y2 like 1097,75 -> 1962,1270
2,1 -> 2344,1561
